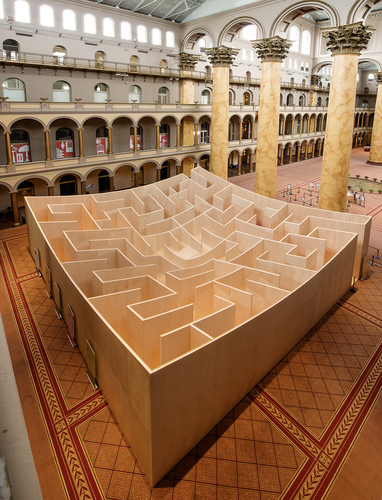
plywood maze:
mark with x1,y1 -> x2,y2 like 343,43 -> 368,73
26,167 -> 371,483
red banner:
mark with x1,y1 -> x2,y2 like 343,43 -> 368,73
159,133 -> 168,148
56,139 -> 74,158
96,137 -> 109,155
11,143 -> 30,163
129,135 -> 142,151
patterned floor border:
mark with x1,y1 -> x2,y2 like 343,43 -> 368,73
1,230 -> 381,499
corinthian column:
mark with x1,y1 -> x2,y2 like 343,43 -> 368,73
179,52 -> 200,176
252,37 -> 291,197
368,73 -> 382,164
318,23 -> 373,212
206,46 -> 239,179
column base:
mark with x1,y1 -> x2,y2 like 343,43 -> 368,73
366,160 -> 382,165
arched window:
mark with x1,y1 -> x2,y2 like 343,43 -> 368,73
98,170 -> 110,191
130,55 -> 139,72
290,26 -> 299,52
201,89 -> 211,105
243,91 -> 251,105
63,9 -> 76,30
137,25 -> 147,43
52,81 -> 71,102
84,13 -> 96,34
95,50 -> 105,69
368,73 -> 375,81
301,30 -> 311,55
317,97 -> 322,106
15,0 -> 30,23
128,85 -> 141,103
121,21 -> 131,40
166,31 -> 175,48
3,39 -> 19,60
241,24 -> 257,40
103,17 -> 114,37
94,83 -> 109,102
158,87 -> 169,104
152,28 -> 161,45
59,174 -> 77,195
53,45 -> 66,65
2,78 -> 26,101
40,4 -> 54,27
10,130 -> 30,162
199,38 -> 206,53
160,59 -> 168,74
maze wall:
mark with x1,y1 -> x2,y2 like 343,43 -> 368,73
26,168 -> 371,484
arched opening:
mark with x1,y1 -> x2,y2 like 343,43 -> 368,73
130,55 -> 139,72
55,128 -> 74,158
10,130 -> 30,163
201,89 -> 211,105
94,83 -> 109,102
59,174 -> 77,196
95,50 -> 105,69
199,154 -> 210,171
3,39 -> 19,60
200,122 -> 210,143
98,170 -> 110,192
158,87 -> 169,104
128,85 -> 141,103
53,81 -> 71,102
3,78 -> 26,101
159,124 -> 169,148
160,59 -> 168,74
161,161 -> 170,180
286,94 -> 293,106
243,92 -> 251,105
53,45 -> 66,65
130,126 -> 143,150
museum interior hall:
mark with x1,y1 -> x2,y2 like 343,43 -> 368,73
0,0 -> 381,499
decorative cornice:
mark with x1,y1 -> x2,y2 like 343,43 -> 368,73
205,46 -> 240,67
252,36 -> 292,62
311,74 -> 322,86
322,22 -> 373,56
375,72 -> 382,84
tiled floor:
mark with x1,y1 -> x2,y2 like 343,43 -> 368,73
0,149 -> 381,499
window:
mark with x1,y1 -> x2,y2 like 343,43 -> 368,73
121,21 -> 131,40
242,48 -> 247,60
301,30 -> 311,55
200,122 -> 210,143
201,89 -> 210,105
152,28 -> 161,45
15,0 -> 30,23
294,59 -> 298,70
241,24 -> 257,40
63,9 -> 76,30
130,55 -> 139,71
166,31 -> 175,48
53,45 -> 66,65
288,59 -> 292,69
160,59 -> 168,74
95,50 -> 105,68
2,78 -> 26,101
128,85 -> 141,103
158,87 -> 169,104
305,61 -> 309,71
3,39 -> 19,60
137,25 -> 147,43
52,80 -> 71,102
94,83 -> 109,102
0,0 -> 3,19
290,26 -> 299,52
40,4 -> 54,27
199,38 -> 206,53
103,17 -> 114,37
368,73 -> 375,81
84,13 -> 96,34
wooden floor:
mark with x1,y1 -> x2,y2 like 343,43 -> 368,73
0,149 -> 381,499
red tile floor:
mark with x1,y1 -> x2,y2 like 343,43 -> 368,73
0,148 -> 381,499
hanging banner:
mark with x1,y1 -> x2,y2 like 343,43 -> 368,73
159,133 -> 168,148
67,304 -> 76,347
11,143 -> 30,163
129,135 -> 142,151
96,137 -> 108,155
56,139 -> 74,158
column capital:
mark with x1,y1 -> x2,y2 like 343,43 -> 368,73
178,52 -> 200,71
322,22 -> 373,56
252,36 -> 291,62
205,46 -> 239,67
310,74 -> 321,86
374,72 -> 382,84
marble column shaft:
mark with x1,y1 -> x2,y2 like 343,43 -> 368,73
318,22 -> 372,212
255,61 -> 282,197
368,74 -> 382,164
